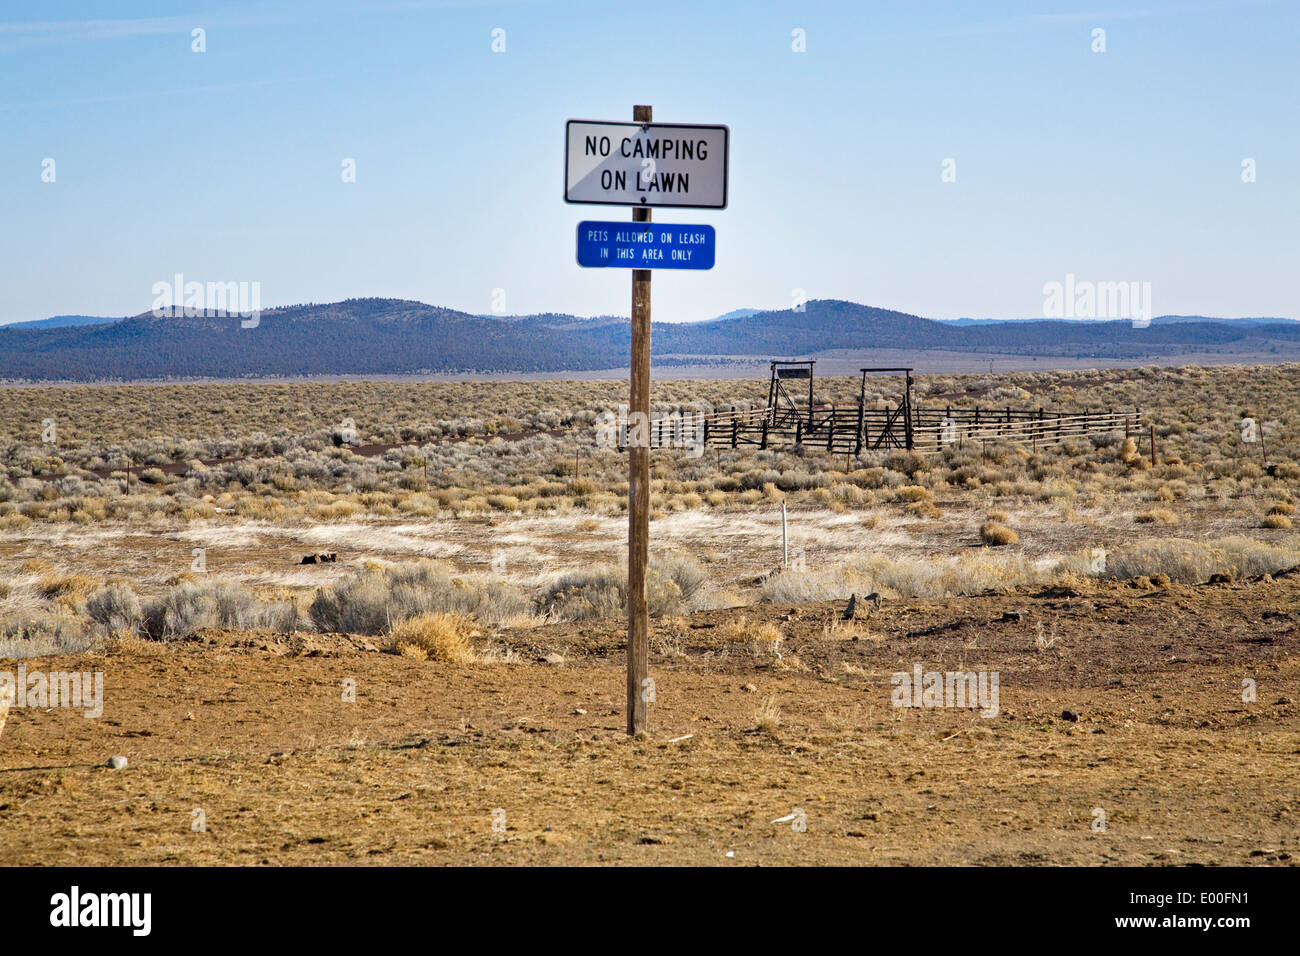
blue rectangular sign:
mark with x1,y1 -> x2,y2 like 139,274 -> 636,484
576,221 -> 715,270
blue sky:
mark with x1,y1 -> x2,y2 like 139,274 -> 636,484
2,0 -> 1296,325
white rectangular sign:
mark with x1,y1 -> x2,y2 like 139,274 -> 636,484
565,120 -> 729,209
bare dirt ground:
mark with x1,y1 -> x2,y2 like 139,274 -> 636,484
1,572 -> 1296,866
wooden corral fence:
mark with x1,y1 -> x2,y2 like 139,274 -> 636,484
623,363 -> 1142,456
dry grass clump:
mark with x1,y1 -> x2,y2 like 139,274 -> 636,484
310,559 -> 530,633
719,615 -> 782,643
979,521 -> 1019,546
905,500 -> 942,519
763,549 -> 1044,604
719,615 -> 796,667
0,611 -> 95,659
1262,513 -> 1292,529
85,584 -> 143,634
754,695 -> 781,733
1156,481 -> 1189,501
821,616 -> 873,640
387,612 -> 477,663
773,649 -> 806,671
885,452 -> 930,477
38,573 -> 100,600
1119,437 -> 1147,469
142,580 -> 298,640
895,485 -> 932,503
1135,508 -> 1178,525
538,553 -> 716,622
1101,535 -> 1300,584
539,565 -> 624,620
103,629 -> 157,656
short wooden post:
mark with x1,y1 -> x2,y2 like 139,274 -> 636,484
781,501 -> 788,567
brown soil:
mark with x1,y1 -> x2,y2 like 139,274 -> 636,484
1,575 -> 1297,866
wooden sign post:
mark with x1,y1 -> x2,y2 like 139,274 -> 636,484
566,104 -> 727,735
627,103 -> 652,735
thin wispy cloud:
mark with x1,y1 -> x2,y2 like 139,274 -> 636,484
0,15 -> 192,40
0,3 -> 304,50
1030,0 -> 1269,21
1030,9 -> 1160,22
0,75 -> 322,113
348,0 -> 536,10
886,0 -> 1270,40
0,0 -> 521,48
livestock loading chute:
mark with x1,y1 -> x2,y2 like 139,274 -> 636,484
628,361 -> 1143,455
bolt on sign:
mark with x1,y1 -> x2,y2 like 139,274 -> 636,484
565,120 -> 729,208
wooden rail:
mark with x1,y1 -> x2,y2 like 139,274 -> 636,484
622,404 -> 1142,456
909,410 -> 1139,452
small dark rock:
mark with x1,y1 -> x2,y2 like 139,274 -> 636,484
1060,710 -> 1079,722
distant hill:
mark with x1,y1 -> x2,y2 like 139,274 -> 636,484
941,315 -> 1296,327
2,314 -> 123,331
1148,315 -> 1295,326
2,297 -> 1299,383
